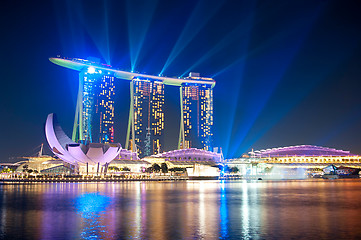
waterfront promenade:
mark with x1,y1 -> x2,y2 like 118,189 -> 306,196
0,174 -> 187,183
0,175 -> 243,183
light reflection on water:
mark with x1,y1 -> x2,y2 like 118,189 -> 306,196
220,180 -> 228,239
241,181 -> 250,240
1,180 -> 361,239
75,192 -> 112,240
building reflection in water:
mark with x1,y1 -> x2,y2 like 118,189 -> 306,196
3,181 -> 361,239
186,181 -> 220,239
41,184 -> 77,239
134,182 -> 141,239
127,181 -> 146,239
198,182 -> 206,237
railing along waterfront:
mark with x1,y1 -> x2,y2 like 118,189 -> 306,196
0,175 -> 189,183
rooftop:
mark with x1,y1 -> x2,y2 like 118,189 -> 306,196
250,145 -> 355,158
50,57 -> 215,88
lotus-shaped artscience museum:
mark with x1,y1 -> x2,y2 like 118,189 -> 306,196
45,113 -> 121,165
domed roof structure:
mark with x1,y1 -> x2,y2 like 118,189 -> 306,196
251,145 -> 355,158
45,113 -> 121,165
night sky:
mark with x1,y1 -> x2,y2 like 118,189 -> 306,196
1,0 -> 361,161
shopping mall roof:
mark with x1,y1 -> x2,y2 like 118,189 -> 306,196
153,148 -> 222,160
110,159 -> 150,165
250,145 -> 356,158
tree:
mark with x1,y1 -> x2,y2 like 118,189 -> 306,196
1,168 -> 12,173
22,164 -> 29,172
161,163 -> 168,173
152,163 -> 161,173
108,166 -> 120,171
122,167 -> 131,172
169,167 -> 186,172
265,167 -> 273,173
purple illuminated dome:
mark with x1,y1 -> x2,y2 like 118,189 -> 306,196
45,113 -> 121,165
153,148 -> 223,163
251,145 -> 355,158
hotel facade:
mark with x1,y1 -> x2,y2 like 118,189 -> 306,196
50,57 -> 215,158
131,79 -> 165,158
72,62 -> 115,144
181,73 -> 213,150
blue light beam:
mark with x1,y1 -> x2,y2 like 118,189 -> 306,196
226,5 -> 324,158
127,0 -> 159,72
236,44 -> 361,158
160,1 -> 224,75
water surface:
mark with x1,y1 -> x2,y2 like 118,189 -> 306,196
1,179 -> 361,239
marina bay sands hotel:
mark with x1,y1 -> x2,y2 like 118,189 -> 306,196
50,57 -> 215,158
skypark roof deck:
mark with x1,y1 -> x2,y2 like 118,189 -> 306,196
49,57 -> 215,88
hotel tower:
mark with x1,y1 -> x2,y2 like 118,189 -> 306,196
180,73 -> 213,151
72,60 -> 115,144
126,79 -> 165,158
49,57 -> 215,157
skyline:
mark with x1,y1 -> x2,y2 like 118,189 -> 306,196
1,0 -> 361,160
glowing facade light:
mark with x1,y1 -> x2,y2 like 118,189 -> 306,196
131,79 -> 165,158
87,66 -> 96,74
180,73 -> 213,151
74,70 -> 116,144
